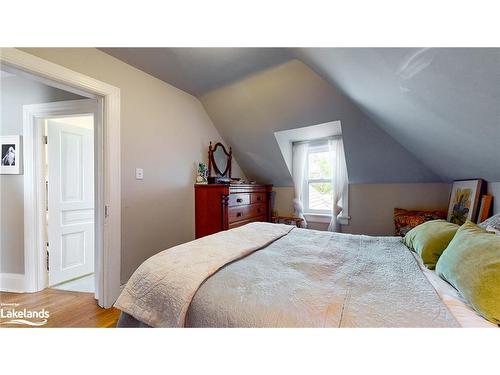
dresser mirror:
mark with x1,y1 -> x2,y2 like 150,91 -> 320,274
208,142 -> 232,178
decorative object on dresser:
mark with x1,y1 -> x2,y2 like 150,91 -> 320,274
195,183 -> 273,238
207,141 -> 232,184
447,179 -> 485,225
196,162 -> 208,184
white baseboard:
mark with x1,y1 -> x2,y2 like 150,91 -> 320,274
0,273 -> 26,292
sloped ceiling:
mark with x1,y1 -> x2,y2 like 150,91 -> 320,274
100,48 -> 500,184
294,48 -> 500,182
199,60 -> 440,186
99,48 -> 292,96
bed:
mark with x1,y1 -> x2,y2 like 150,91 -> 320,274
115,222 -> 496,328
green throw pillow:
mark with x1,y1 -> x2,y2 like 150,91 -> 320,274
403,219 -> 459,269
436,221 -> 500,325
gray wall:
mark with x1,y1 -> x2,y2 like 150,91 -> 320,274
0,74 -> 82,274
200,60 -> 440,187
22,48 -> 245,283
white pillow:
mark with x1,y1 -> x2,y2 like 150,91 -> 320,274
478,213 -> 500,230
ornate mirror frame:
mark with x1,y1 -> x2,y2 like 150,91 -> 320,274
208,141 -> 232,178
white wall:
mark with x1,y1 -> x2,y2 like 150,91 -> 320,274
21,48 -> 244,283
274,183 -> 452,235
0,74 -> 82,274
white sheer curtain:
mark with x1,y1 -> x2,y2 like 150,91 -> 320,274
292,142 -> 308,228
328,137 -> 349,232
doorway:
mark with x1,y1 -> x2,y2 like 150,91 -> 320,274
22,98 -> 107,304
2,48 -> 121,308
43,114 -> 95,293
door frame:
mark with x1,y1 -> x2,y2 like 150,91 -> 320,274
1,48 -> 121,308
24,99 -> 97,290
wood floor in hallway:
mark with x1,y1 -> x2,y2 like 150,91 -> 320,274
0,288 -> 120,328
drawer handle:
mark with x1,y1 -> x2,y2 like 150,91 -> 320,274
257,196 -> 262,201
236,198 -> 243,203
257,208 -> 261,213
237,212 -> 242,217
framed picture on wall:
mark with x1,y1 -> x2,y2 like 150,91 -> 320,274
447,179 -> 484,225
0,135 -> 22,175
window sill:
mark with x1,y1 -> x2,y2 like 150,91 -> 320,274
304,213 -> 330,224
304,213 -> 350,225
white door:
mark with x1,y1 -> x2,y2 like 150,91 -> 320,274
47,118 -> 94,286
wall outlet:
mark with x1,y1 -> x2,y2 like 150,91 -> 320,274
135,168 -> 144,180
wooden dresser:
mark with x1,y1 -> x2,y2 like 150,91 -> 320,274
195,183 -> 273,238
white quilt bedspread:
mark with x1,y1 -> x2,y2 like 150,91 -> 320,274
116,223 -> 461,328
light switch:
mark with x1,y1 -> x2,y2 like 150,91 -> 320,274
135,168 -> 144,180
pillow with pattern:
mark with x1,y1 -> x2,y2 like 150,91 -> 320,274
394,208 -> 447,236
478,213 -> 500,230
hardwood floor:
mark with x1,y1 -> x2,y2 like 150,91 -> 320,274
0,289 -> 120,328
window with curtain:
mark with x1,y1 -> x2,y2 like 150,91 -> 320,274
292,136 -> 349,232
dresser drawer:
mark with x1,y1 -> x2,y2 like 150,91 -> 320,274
250,192 -> 267,204
228,203 -> 266,223
229,215 -> 266,229
228,193 -> 250,207
195,183 -> 272,239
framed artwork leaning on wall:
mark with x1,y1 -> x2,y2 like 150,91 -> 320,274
447,179 -> 484,225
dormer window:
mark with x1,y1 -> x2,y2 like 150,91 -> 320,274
275,120 -> 349,231
292,135 -> 349,231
